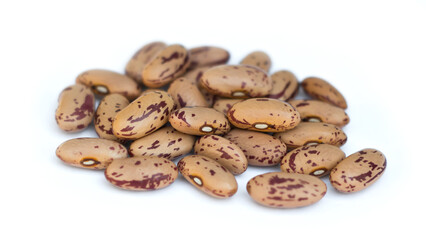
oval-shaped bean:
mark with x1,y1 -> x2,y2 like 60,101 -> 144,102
76,69 -> 141,100
240,51 -> 271,72
167,78 -> 209,108
125,41 -> 167,83
273,122 -> 347,150
267,70 -> 299,101
129,126 -> 195,160
105,156 -> 178,191
169,107 -> 230,136
302,77 -> 347,109
280,144 -> 346,177
142,44 -> 190,88
188,46 -> 230,70
55,84 -> 95,132
224,129 -> 286,166
200,65 -> 272,98
112,90 -> 176,140
194,135 -> 248,175
177,155 -> 238,198
228,98 -> 300,132
94,94 -> 130,141
182,66 -> 211,86
246,172 -> 327,208
288,99 -> 350,127
56,138 -> 128,169
329,149 -> 386,193
213,98 -> 242,115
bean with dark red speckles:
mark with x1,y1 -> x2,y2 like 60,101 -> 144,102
330,148 -> 386,193
55,84 -> 95,132
240,51 -> 271,73
56,138 -> 128,169
94,94 -> 129,141
178,155 -> 238,198
302,77 -> 347,109
188,46 -> 230,70
167,78 -> 209,108
105,156 -> 178,191
246,172 -> 327,208
267,70 -> 299,101
213,98 -> 242,115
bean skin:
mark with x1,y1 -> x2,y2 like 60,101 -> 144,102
267,70 -> 299,101
302,77 -> 347,109
240,51 -> 271,72
188,46 -> 230,70
94,94 -> 129,141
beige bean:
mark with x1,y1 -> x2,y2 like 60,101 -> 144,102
55,84 -> 95,132
268,70 -> 299,101
273,122 -> 347,150
228,98 -> 300,132
142,44 -> 190,88
182,66 -> 212,86
178,155 -> 238,198
302,77 -> 347,109
240,51 -> 271,72
246,172 -> 327,208
194,135 -> 248,175
330,149 -> 386,193
200,65 -> 272,98
76,69 -> 141,100
169,107 -> 230,136
125,41 -> 167,83
129,126 -> 195,160
113,90 -> 176,140
288,99 -> 350,127
213,98 -> 243,115
224,129 -> 286,166
94,94 -> 130,141
105,156 -> 178,191
167,78 -> 209,108
280,144 -> 346,177
56,138 -> 128,169
188,46 -> 230,70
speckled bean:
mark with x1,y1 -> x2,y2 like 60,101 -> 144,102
213,98 -> 242,115
177,155 -> 238,198
240,51 -> 271,72
112,90 -> 176,140
129,126 -> 195,160
105,156 -> 178,191
228,98 -> 300,132
169,107 -> 230,135
167,78 -> 209,108
56,138 -> 128,169
280,144 -> 346,177
142,44 -> 190,88
224,129 -> 286,166
200,65 -> 272,98
267,70 -> 299,101
55,84 -> 95,132
194,135 -> 248,175
94,94 -> 130,141
273,122 -> 347,150
125,41 -> 167,83
288,99 -> 350,127
246,172 -> 327,208
182,66 -> 211,86
302,77 -> 347,109
188,46 -> 230,70
330,149 -> 386,193
76,69 -> 141,100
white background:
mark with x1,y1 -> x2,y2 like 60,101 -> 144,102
1,0 -> 425,239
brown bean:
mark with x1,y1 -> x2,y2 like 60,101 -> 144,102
267,70 -> 299,101
169,107 -> 230,136
112,90 -> 176,140
177,155 -> 238,198
329,149 -> 386,193
194,135 -> 248,175
213,98 -> 243,115
142,44 -> 190,88
228,98 -> 300,132
76,69 -> 141,100
129,126 -> 195,160
125,41 -> 167,83
224,129 -> 286,166
94,94 -> 130,141
200,65 -> 272,98
246,172 -> 327,208
188,46 -> 230,70
105,156 -> 178,191
167,78 -> 209,108
302,77 -> 347,109
240,51 -> 271,72
280,144 -> 346,177
182,66 -> 211,86
55,84 -> 95,132
288,99 -> 350,127
56,138 -> 128,169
